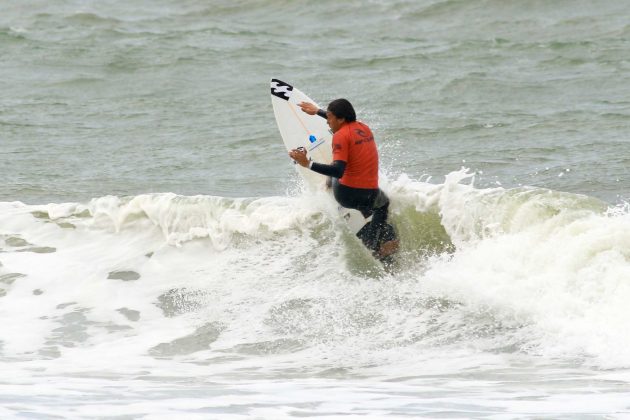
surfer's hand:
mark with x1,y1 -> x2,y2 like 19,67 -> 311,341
298,102 -> 319,115
289,148 -> 309,167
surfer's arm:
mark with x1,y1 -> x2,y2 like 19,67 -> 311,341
289,149 -> 345,178
299,102 -> 327,119
310,160 -> 346,178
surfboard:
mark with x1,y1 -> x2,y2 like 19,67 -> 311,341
270,78 -> 367,234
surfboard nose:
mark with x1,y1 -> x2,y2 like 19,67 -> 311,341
270,79 -> 294,101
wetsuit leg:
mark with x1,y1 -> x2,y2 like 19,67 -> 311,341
375,192 -> 398,251
357,191 -> 397,253
332,182 -> 378,216
334,182 -> 398,255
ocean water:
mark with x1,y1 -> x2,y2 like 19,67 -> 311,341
2,0 -> 630,418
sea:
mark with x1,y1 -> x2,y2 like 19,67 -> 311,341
2,0 -> 630,418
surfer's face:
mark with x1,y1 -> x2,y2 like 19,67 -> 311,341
326,112 -> 345,133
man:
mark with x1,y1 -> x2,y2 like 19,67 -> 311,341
288,98 -> 399,262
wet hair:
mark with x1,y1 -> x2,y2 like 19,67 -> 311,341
327,98 -> 356,122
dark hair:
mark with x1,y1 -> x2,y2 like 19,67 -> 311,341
327,98 -> 356,122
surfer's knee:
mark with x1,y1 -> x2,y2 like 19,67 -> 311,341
373,189 -> 389,209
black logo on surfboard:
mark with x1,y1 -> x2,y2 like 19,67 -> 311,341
271,79 -> 293,101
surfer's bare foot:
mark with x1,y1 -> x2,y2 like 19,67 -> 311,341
377,239 -> 399,258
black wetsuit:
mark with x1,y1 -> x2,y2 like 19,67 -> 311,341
333,180 -> 397,254
308,112 -> 397,258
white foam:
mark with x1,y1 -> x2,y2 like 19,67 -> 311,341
2,175 -> 630,416
384,170 -> 630,367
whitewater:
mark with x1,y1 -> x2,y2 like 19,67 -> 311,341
4,0 -> 630,417
2,170 -> 630,417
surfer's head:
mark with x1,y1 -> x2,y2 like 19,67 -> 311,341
326,98 -> 356,133
327,99 -> 356,122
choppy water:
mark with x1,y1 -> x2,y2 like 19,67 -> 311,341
2,0 -> 630,418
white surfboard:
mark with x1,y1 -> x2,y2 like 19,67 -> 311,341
270,78 -> 367,234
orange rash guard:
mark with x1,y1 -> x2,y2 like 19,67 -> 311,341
332,121 -> 379,189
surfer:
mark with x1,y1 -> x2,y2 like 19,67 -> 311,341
289,99 -> 399,262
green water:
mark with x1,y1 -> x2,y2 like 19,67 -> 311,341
1,0 -> 629,204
